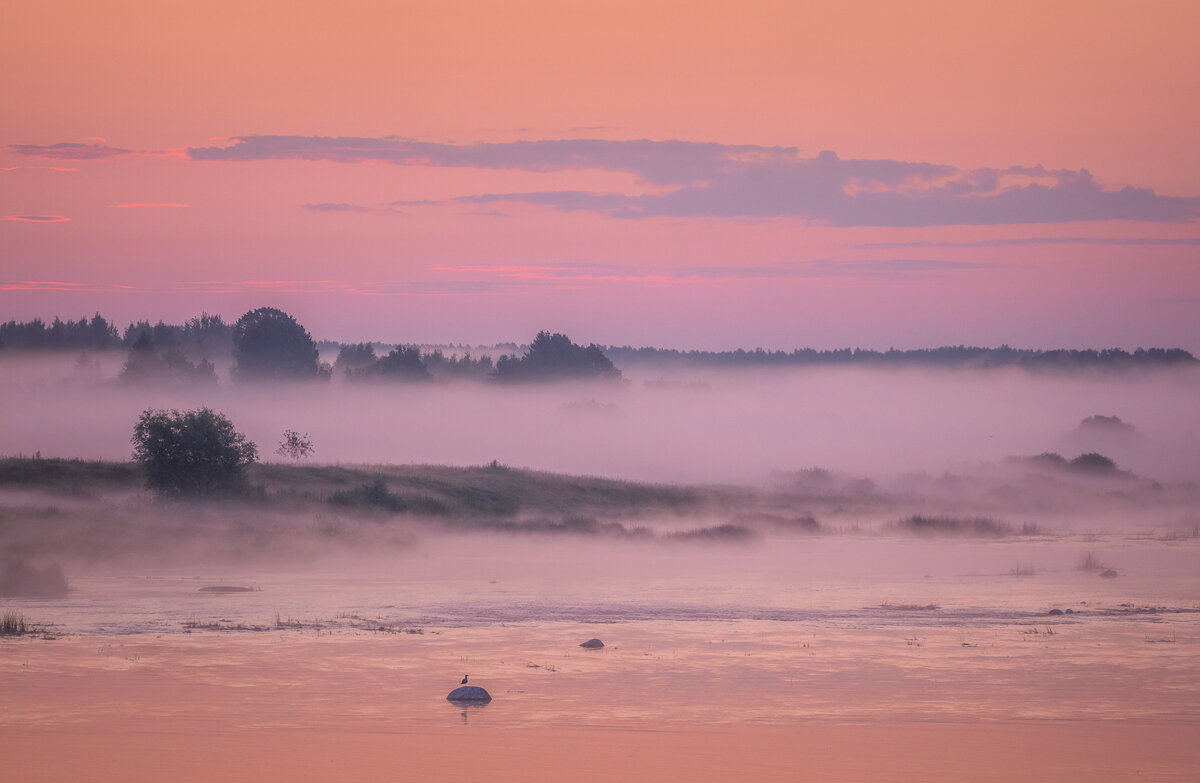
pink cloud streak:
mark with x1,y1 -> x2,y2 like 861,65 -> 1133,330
3,214 -> 71,223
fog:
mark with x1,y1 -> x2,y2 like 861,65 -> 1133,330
3,352 -> 1199,485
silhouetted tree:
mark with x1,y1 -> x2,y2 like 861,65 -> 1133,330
231,307 -> 323,381
0,313 -> 119,350
346,345 -> 430,380
119,332 -> 216,386
333,342 -> 378,376
493,331 -> 621,382
423,349 -> 494,380
131,408 -> 258,497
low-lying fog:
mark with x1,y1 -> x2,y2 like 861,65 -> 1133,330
3,352 -> 1198,485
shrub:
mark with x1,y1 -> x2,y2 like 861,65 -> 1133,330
131,408 -> 258,497
276,430 -> 315,461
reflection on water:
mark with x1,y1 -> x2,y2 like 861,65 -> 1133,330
3,532 -> 1197,729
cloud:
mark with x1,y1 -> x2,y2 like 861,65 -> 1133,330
7,142 -> 132,160
195,136 -> 1195,225
3,214 -> 71,223
1,166 -> 80,173
435,258 -> 990,284
189,135 -> 801,186
857,236 -> 1200,248
459,160 -> 1200,225
112,203 -> 190,208
302,202 -> 370,212
301,202 -> 405,216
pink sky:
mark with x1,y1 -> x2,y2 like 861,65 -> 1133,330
2,1 -> 1198,350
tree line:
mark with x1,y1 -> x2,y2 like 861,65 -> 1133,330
1,308 -> 621,384
604,344 -> 1195,370
3,308 -> 1194,380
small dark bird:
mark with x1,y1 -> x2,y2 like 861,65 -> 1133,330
460,674 -> 468,684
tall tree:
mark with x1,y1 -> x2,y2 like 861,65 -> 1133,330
232,307 -> 322,381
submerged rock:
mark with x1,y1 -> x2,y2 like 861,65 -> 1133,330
446,685 -> 492,703
579,638 -> 605,649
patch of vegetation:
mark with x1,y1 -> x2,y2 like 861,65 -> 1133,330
0,457 -> 139,488
1076,550 -> 1109,571
329,479 -> 451,515
666,524 -> 759,543
182,619 -> 268,632
131,408 -> 258,498
893,515 -> 1013,537
1068,452 -> 1119,474
494,331 -> 622,382
0,610 -> 28,635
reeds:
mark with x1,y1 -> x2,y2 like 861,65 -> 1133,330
0,610 -> 27,635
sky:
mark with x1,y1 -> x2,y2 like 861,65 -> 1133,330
2,0 -> 1199,350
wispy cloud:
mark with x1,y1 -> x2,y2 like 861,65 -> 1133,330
188,135 -> 1198,226
301,201 -> 404,216
0,280 -> 128,292
435,258 -> 990,284
8,142 -> 133,160
112,202 -> 190,209
1,165 -> 80,173
189,136 -> 801,186
3,214 -> 71,223
856,236 -> 1200,248
7,142 -> 184,160
302,202 -> 370,212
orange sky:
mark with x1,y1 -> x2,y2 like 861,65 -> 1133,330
2,1 -> 1199,348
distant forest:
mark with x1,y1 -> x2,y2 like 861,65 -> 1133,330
0,311 -> 1194,377
602,344 -> 1196,370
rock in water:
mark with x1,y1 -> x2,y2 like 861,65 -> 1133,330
446,685 -> 492,703
1099,569 -> 1119,579
579,638 -> 605,649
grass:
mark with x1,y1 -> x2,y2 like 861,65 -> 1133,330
894,515 -> 1014,537
666,524 -> 759,543
0,456 -> 140,488
1076,550 -> 1109,571
0,610 -> 27,635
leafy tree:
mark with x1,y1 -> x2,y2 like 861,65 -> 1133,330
232,307 -> 323,381
119,332 -> 216,385
0,313 -> 119,350
276,430 -> 315,461
131,408 -> 258,497
345,345 -> 431,381
1069,452 -> 1118,474
493,331 -> 621,382
333,342 -> 378,376
423,349 -> 494,380
123,312 -> 232,359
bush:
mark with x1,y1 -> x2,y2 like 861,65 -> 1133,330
131,408 -> 258,497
